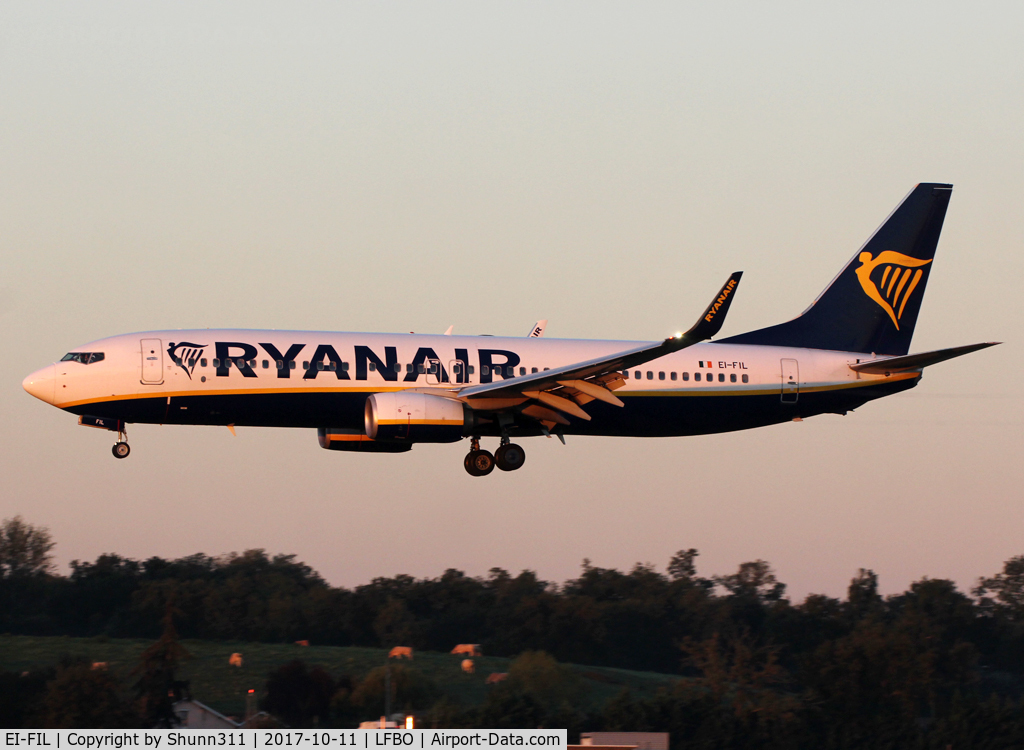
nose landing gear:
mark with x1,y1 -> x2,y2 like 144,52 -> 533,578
464,437 -> 526,476
112,426 -> 130,459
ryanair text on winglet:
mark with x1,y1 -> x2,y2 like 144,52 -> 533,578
704,278 -> 738,323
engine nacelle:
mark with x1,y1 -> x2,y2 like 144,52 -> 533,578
365,392 -> 470,443
318,427 -> 412,453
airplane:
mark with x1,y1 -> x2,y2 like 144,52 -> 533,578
23,183 -> 998,476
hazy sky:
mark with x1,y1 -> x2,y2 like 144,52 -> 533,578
2,2 -> 1022,602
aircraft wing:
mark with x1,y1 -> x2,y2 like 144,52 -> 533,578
456,272 -> 742,422
849,342 -> 1000,374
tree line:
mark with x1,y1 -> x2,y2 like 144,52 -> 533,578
3,515 -> 1024,743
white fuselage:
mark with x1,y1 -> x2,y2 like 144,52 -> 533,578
23,329 -> 918,437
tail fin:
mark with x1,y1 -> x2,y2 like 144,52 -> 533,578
721,183 -> 952,355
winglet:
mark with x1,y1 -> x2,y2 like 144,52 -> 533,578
669,271 -> 742,349
528,320 -> 547,338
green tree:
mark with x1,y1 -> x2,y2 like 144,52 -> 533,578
976,555 -> 1024,620
846,568 -> 884,621
0,668 -> 54,728
668,548 -> 700,581
680,630 -> 795,719
350,663 -> 439,718
505,650 -> 583,707
714,560 -> 786,603
262,659 -> 336,727
38,658 -> 139,728
132,601 -> 191,727
0,516 -> 54,578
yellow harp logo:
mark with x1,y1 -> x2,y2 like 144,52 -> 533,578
854,251 -> 932,330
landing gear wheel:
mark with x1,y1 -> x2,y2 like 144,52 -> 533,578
464,449 -> 495,477
112,442 -> 130,459
495,443 -> 526,472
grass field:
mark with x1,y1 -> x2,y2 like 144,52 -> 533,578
0,635 -> 680,718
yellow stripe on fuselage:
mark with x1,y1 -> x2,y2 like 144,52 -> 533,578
59,371 -> 918,409
60,384 -> 414,409
619,371 -> 919,397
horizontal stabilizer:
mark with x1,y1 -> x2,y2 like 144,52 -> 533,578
849,342 -> 999,374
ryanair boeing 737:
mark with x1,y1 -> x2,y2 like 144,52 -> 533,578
23,184 -> 998,475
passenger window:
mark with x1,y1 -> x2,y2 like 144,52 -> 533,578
276,360 -> 284,370
543,367 -> 549,371
303,361 -> 309,370
742,374 -> 749,383
317,361 -> 324,371
261,360 -> 267,369
694,372 -> 701,382
289,361 -> 296,369
418,364 -> 425,374
468,365 -> 475,374
213,358 -> 220,368
531,367 -> 538,374
659,372 -> 665,380
730,373 -> 737,383
188,358 -> 196,368
623,371 -> 629,379
328,361 -> 336,371
520,367 -> 526,376
718,373 -> 725,382
647,371 -> 653,380
201,358 -> 207,368
482,366 -> 490,376
393,363 -> 401,372
369,362 -> 376,372
507,366 -> 514,376
670,372 -> 677,381
682,372 -> 689,381
406,364 -> 414,373
342,362 -> 349,371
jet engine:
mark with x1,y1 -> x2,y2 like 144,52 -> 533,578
365,392 -> 471,443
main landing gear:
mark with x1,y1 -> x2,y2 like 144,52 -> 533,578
464,437 -> 526,476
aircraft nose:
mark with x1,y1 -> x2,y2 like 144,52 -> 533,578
23,364 -> 56,405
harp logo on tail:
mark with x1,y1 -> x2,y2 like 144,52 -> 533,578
854,252 -> 932,330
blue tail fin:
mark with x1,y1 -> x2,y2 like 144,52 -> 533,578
721,183 -> 952,355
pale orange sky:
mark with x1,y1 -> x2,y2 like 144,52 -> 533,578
2,2 -> 1022,601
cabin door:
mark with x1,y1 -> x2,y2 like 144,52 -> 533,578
425,358 -> 444,385
141,339 -> 164,384
780,358 -> 799,403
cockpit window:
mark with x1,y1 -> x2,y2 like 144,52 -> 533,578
61,352 -> 105,365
